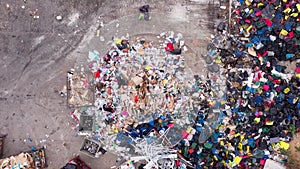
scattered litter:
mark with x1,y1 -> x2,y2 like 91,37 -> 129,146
56,15 -> 63,21
64,0 -> 300,168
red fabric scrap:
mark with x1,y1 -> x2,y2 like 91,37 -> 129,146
176,160 -> 180,167
182,130 -> 189,139
263,84 -> 270,91
188,148 -> 194,154
165,43 -> 174,51
134,95 -> 139,103
264,19 -> 273,27
245,19 -> 251,23
107,88 -> 112,95
288,31 -> 294,38
260,159 -> 266,165
255,11 -> 262,16
257,51 -> 268,57
273,79 -> 281,84
94,71 -> 100,78
167,123 -> 175,128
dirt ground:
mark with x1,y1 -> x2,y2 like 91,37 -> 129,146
287,134 -> 300,169
0,0 -> 224,168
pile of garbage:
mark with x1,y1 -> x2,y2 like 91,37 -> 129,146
86,31 -> 188,142
67,1 -> 300,168
0,148 -> 47,169
69,31 -> 219,163
229,0 -> 300,61
172,0 -> 300,168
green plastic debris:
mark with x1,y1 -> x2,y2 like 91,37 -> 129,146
192,142 -> 197,149
204,142 -> 213,149
138,13 -> 144,20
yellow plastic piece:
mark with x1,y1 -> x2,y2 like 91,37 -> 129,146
266,121 -> 274,125
293,97 -> 298,104
279,141 -> 290,150
186,127 -> 193,133
221,100 -> 227,105
234,156 -> 242,164
238,143 -> 243,150
285,15 -> 289,20
245,0 -> 251,6
215,59 -> 222,64
145,65 -> 151,70
257,3 -> 264,7
297,4 -> 300,12
254,118 -> 260,124
284,87 -> 290,94
115,39 -> 122,45
280,29 -> 288,36
162,79 -> 168,85
241,135 -> 244,141
246,25 -> 253,32
291,13 -> 298,17
283,8 -> 291,13
235,133 -> 240,137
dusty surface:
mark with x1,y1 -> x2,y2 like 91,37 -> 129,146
287,134 -> 300,169
0,0 -> 224,168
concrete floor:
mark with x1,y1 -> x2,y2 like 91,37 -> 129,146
0,0 -> 224,168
